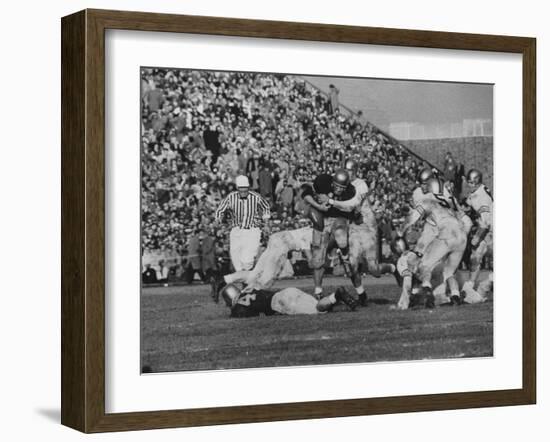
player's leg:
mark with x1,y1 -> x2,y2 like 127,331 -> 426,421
271,288 -> 322,315
476,271 -> 493,299
240,228 -> 262,271
414,223 -> 438,256
318,286 -> 358,312
223,270 -> 252,285
442,249 -> 465,305
333,219 -> 353,276
415,238 -> 450,308
463,239 -> 488,292
311,223 -> 331,298
229,228 -> 245,271
396,274 -> 413,310
251,239 -> 289,289
348,227 -> 367,304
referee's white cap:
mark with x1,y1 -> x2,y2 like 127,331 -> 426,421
235,175 -> 250,188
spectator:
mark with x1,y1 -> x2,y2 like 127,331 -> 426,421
258,164 -> 273,200
142,263 -> 157,284
140,68 -> 431,282
200,229 -> 217,281
328,84 -> 340,114
187,230 -> 204,282
156,260 -> 169,284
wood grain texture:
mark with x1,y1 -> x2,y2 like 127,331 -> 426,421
61,10 -> 86,432
60,8 -> 537,433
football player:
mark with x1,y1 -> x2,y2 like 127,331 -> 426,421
399,177 -> 468,307
411,168 -> 472,256
476,271 -> 493,301
301,169 -> 361,298
391,237 -> 425,310
210,227 -> 313,299
345,158 -> 396,303
462,169 -> 493,302
219,284 -> 358,317
344,158 -> 369,201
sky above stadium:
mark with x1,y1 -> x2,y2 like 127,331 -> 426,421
302,75 -> 493,133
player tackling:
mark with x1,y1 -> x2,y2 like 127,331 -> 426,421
210,227 -> 313,300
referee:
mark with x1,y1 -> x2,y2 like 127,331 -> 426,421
215,175 -> 271,272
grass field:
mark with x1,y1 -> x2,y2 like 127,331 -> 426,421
141,274 -> 493,373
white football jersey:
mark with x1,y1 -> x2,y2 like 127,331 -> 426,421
352,178 -> 369,200
267,227 -> 312,253
466,185 -> 493,230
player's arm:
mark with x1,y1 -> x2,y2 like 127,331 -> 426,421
328,193 -> 361,212
471,207 -> 492,247
303,194 -> 329,212
399,206 -> 423,235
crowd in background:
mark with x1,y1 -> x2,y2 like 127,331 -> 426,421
140,68 -> 468,284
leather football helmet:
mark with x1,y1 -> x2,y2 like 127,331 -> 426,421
332,169 -> 350,189
466,169 -> 483,185
417,167 -> 434,184
344,159 -> 358,173
427,177 -> 443,195
220,284 -> 241,308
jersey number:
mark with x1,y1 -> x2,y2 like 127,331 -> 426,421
237,293 -> 257,306
434,194 -> 451,209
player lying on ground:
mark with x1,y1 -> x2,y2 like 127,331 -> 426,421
394,236 -> 489,309
219,284 -> 358,317
476,271 -> 493,300
399,177 -> 469,308
461,168 -> 493,299
210,227 -> 313,300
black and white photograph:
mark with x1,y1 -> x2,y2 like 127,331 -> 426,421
140,67 -> 494,373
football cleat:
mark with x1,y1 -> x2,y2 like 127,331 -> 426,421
335,286 -> 358,311
410,286 -> 435,309
424,286 -> 435,309
450,294 -> 464,306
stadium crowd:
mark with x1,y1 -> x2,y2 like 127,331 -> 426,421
140,68 -> 442,283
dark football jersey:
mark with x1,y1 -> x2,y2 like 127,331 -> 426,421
230,289 -> 277,318
301,174 -> 356,220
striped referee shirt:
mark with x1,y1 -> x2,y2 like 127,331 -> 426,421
215,190 -> 271,229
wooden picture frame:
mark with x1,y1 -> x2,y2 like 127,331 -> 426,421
61,8 -> 536,433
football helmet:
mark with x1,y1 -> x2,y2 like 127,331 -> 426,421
466,169 -> 483,186
426,177 -> 443,195
332,169 -> 350,189
220,284 -> 241,308
344,159 -> 358,173
417,167 -> 434,184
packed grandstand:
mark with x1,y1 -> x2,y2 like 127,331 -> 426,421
140,68 -> 459,283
